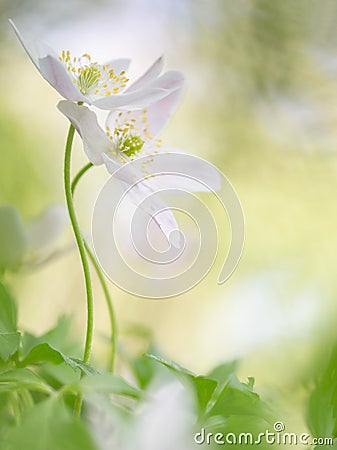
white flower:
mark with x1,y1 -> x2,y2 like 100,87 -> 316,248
57,90 -> 221,248
25,205 -> 69,265
0,204 -> 68,272
10,20 -> 184,110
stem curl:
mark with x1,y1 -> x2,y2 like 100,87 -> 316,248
71,163 -> 117,372
64,124 -> 94,416
71,162 -> 93,195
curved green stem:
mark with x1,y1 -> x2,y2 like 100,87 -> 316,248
71,162 -> 93,195
64,125 -> 94,363
85,242 -> 117,372
64,125 -> 94,416
72,163 -> 117,372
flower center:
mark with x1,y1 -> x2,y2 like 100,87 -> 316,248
77,65 -> 100,92
106,110 -> 161,168
59,51 -> 129,97
120,135 -> 144,157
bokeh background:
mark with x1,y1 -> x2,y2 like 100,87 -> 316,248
1,0 -> 337,433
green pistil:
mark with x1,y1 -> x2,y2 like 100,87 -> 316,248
78,66 -> 100,93
121,135 -> 144,157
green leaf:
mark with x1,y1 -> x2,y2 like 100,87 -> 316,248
145,354 -> 194,377
208,360 -> 238,385
307,344 -> 337,439
0,368 -> 51,394
200,376 -> 273,443
20,343 -> 76,368
132,355 -> 156,389
0,332 -> 20,361
20,317 -> 92,382
120,327 -> 170,389
0,368 -> 44,384
21,316 -> 75,359
0,205 -> 28,271
70,358 -> 99,376
3,397 -> 98,450
131,343 -> 171,390
75,373 -> 143,399
146,353 -> 273,429
0,283 -> 17,333
36,363 -> 80,390
20,342 -> 97,377
247,377 -> 255,389
145,354 -> 217,416
193,375 -> 219,415
207,373 -> 270,420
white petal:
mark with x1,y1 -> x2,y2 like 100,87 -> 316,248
140,150 -> 222,192
141,85 -> 184,136
93,68 -> 184,111
148,70 -> 185,92
102,58 -> 131,74
106,84 -> 184,139
102,153 -> 135,185
10,21 -> 88,102
35,39 -> 58,59
105,108 -> 148,140
39,55 -> 86,102
129,182 -> 181,248
125,56 -> 164,93
92,87 -> 170,110
26,205 -> 68,255
9,19 -> 39,70
102,158 -> 181,248
57,101 -> 110,165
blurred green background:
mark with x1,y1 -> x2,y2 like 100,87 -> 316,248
1,0 -> 337,433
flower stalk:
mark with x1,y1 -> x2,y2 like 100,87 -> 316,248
85,241 -> 117,372
71,163 -> 117,372
64,124 -> 94,416
64,124 -> 94,365
71,162 -> 93,195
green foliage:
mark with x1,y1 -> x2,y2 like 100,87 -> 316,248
132,353 -> 159,389
0,281 -> 144,446
3,397 -> 98,450
21,316 -> 75,358
0,332 -> 21,362
0,282 -> 20,362
145,353 -> 273,435
146,354 -> 218,417
307,343 -> 337,447
127,335 -> 171,390
19,342 -> 90,373
207,373 -> 266,418
0,282 -> 18,333
208,360 -> 238,386
0,368 -> 52,394
74,373 -> 143,399
19,316 -> 98,377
